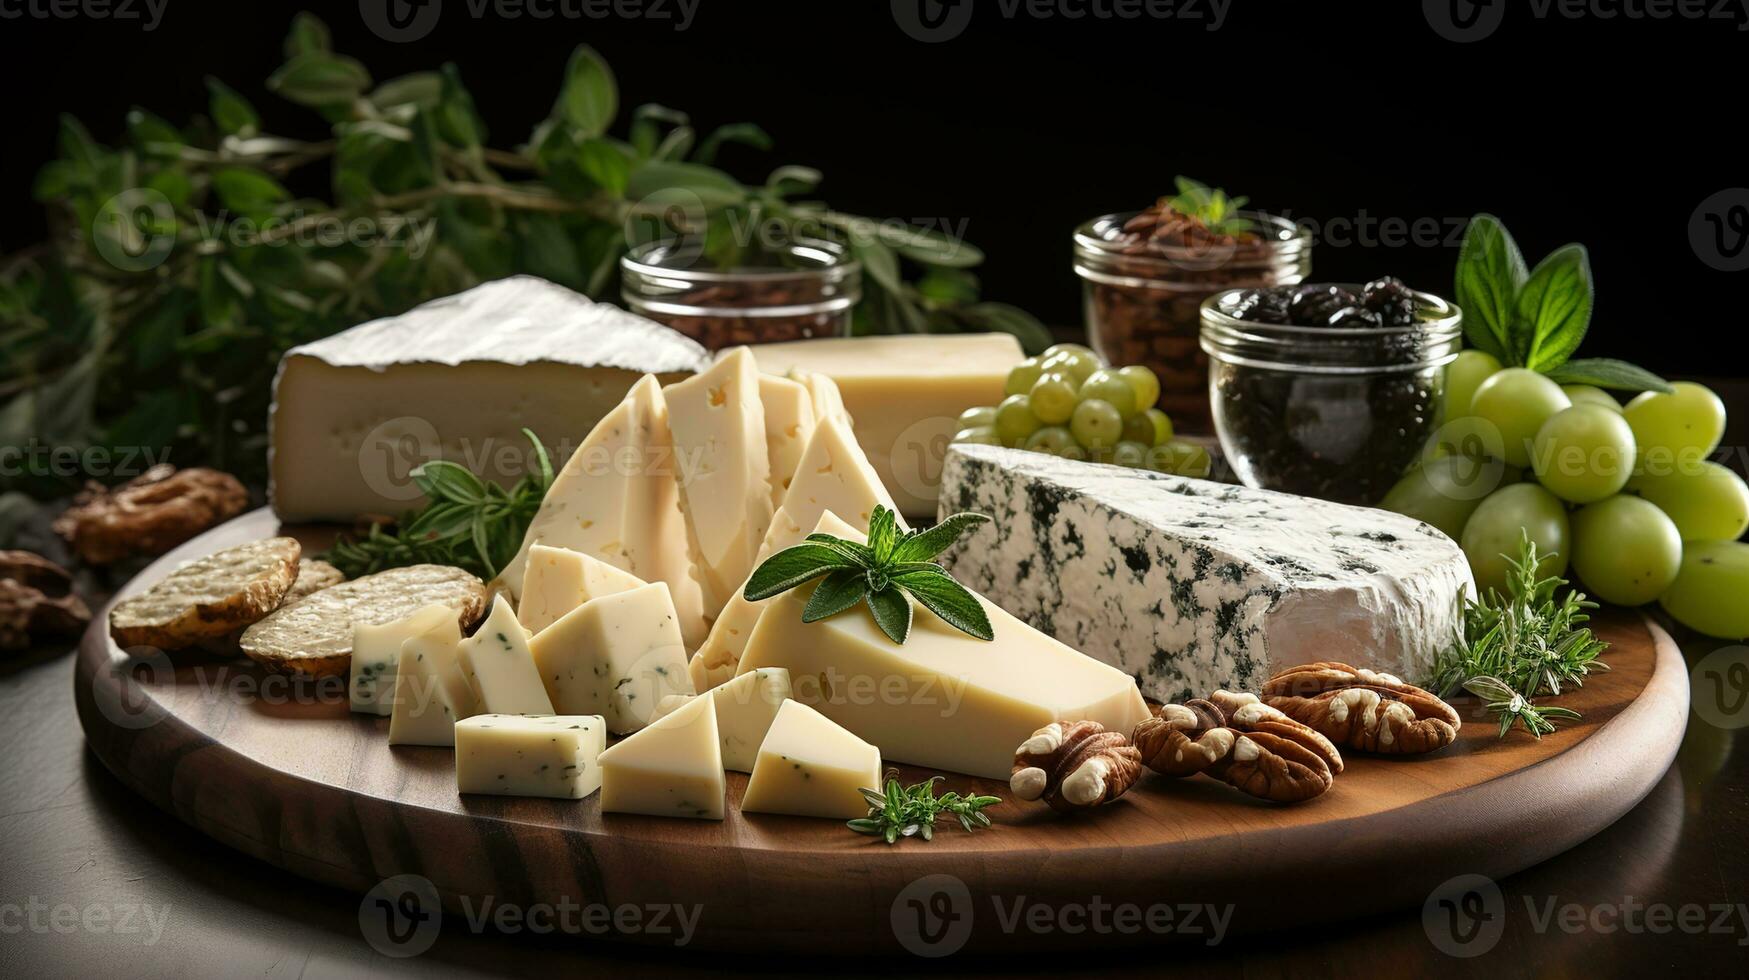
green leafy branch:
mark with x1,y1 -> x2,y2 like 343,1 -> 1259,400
1163,176 -> 1255,238
847,771 -> 1000,843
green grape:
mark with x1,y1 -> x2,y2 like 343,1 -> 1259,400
1120,413 -> 1156,446
1431,414 -> 1507,461
1469,368 -> 1571,468
1570,495 -> 1682,606
1058,443 -> 1089,462
1561,384 -> 1622,413
957,405 -> 997,430
1530,405 -> 1637,504
1148,442 -> 1212,478
994,394 -> 1043,446
1461,483 -> 1570,595
1629,461 -> 1749,542
1379,454 -> 1516,542
1659,540 -> 1749,639
1040,350 -> 1098,385
1145,408 -> 1173,445
1624,381 -> 1727,463
1443,349 -> 1501,423
1029,375 -> 1079,424
1005,357 -> 1044,397
1112,441 -> 1150,468
1117,365 -> 1161,411
952,426 -> 1001,447
1023,425 -> 1076,455
1043,342 -> 1099,363
1079,369 -> 1138,418
1069,399 -> 1124,450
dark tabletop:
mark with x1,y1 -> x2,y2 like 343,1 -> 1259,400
5,380 -> 1748,979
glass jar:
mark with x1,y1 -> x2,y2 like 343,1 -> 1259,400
1200,287 -> 1463,506
1073,212 -> 1311,433
621,238 -> 861,350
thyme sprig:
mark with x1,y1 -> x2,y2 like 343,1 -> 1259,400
847,771 -> 1001,844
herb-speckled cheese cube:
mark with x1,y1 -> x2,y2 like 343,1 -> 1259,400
455,714 -> 606,799
937,445 -> 1475,702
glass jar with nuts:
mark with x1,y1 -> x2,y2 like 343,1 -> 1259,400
620,237 -> 861,350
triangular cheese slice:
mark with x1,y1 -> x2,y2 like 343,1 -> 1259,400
687,418 -> 902,690
517,544 -> 646,634
350,604 -> 457,716
789,368 -> 852,427
495,375 -> 708,647
598,688 -> 725,820
457,595 -> 553,715
742,699 -> 882,819
387,612 -> 476,746
664,348 -> 773,618
758,374 -> 815,509
528,582 -> 693,734
650,666 -> 790,772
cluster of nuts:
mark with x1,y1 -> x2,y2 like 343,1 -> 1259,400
1010,661 -> 1460,811
54,465 -> 248,565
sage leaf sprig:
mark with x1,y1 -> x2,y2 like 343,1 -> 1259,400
1164,176 -> 1255,238
1452,215 -> 1672,393
742,506 -> 993,645
847,771 -> 1001,844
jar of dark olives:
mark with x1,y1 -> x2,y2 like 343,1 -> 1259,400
1072,211 -> 1311,433
1200,280 -> 1463,506
621,237 -> 861,350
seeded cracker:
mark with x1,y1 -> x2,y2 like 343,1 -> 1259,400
241,564 -> 488,677
109,537 -> 302,650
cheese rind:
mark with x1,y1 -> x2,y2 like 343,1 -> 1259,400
455,714 -> 606,799
651,667 -> 791,772
457,595 -> 554,715
937,444 -> 1477,703
388,616 -> 476,746
350,605 -> 456,716
598,690 -> 725,820
270,276 -> 706,522
527,582 -> 693,734
757,375 -> 815,508
516,544 -> 646,634
742,700 -> 882,819
664,348 -> 774,615
741,334 -> 1023,518
496,375 -> 708,647
735,521 -> 1149,779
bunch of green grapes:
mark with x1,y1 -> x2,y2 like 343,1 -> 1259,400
951,344 -> 1212,477
1382,351 -> 1748,638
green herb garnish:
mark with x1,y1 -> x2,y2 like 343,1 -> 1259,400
1452,215 -> 1671,393
847,770 -> 1000,844
742,506 -> 992,645
1164,176 -> 1256,238
1428,532 -> 1609,739
323,427 -> 552,580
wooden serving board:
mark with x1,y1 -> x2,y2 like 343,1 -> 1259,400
75,509 -> 1689,955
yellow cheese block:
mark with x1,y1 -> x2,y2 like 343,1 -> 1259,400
457,595 -> 553,716
516,544 -> 646,635
741,334 -> 1023,518
455,714 -> 606,799
598,690 -> 725,820
651,667 -> 790,773
742,700 -> 882,819
387,613 -> 476,746
527,582 -> 693,734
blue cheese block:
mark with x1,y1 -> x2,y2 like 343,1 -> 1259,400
937,445 -> 1475,703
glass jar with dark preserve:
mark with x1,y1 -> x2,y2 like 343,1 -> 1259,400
621,238 -> 861,350
1073,211 -> 1311,433
1200,281 -> 1463,507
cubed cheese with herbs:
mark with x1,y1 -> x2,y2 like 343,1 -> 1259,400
455,714 -> 606,799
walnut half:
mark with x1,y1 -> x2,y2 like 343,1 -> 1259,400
1262,662 -> 1461,756
1010,720 -> 1142,813
55,465 -> 248,565
1,551 -> 92,652
1132,692 -> 1344,804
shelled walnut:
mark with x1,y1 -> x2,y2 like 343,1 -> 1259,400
55,465 -> 248,565
1010,720 -> 1142,813
1,551 -> 92,651
1132,692 -> 1343,803
1262,662 -> 1461,755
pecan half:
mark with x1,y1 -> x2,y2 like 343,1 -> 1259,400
1262,662 -> 1461,756
55,466 -> 248,565
1010,720 -> 1142,813
1133,693 -> 1343,803
0,551 -> 92,651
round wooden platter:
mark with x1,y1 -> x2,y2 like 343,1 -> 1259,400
75,509 -> 1689,955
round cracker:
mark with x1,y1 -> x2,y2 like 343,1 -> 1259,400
110,537 -> 301,650
286,559 -> 346,601
240,564 -> 487,677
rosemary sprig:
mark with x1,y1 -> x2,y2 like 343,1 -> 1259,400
323,428 -> 552,581
847,771 -> 1001,844
1428,532 -> 1609,738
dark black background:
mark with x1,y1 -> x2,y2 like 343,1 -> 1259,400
4,0 -> 1743,377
